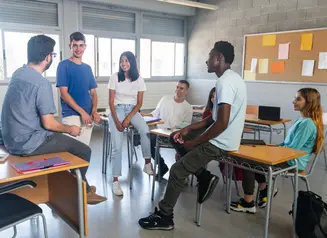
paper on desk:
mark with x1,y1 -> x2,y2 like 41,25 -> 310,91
259,59 -> 269,74
302,60 -> 315,77
318,52 -> 327,69
250,58 -> 258,73
278,43 -> 290,60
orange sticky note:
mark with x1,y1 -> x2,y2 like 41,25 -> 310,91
271,61 -> 285,73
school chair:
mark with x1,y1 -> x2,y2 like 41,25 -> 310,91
0,180 -> 48,238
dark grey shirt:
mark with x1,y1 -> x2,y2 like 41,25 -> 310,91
1,65 -> 56,155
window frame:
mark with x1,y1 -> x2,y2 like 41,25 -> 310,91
0,0 -> 63,84
79,3 -> 187,82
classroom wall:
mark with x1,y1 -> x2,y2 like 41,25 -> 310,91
187,0 -> 327,122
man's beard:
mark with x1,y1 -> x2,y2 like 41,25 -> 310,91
44,57 -> 53,72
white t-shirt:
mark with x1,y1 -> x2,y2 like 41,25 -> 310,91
108,73 -> 146,105
151,95 -> 193,129
209,69 -> 247,151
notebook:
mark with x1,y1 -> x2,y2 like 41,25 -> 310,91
143,116 -> 161,123
11,156 -> 71,174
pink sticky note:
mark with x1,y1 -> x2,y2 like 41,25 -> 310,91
278,43 -> 290,60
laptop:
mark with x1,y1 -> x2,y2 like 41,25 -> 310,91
258,106 -> 281,121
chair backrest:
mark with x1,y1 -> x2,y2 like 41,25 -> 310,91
307,141 -> 324,176
246,105 -> 258,116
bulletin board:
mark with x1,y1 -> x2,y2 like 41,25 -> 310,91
242,27 -> 327,84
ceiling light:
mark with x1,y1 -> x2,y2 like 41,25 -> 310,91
157,0 -> 218,11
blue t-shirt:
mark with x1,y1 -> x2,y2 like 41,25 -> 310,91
1,65 -> 56,155
280,117 -> 317,171
56,59 -> 97,117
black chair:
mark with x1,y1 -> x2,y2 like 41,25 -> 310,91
0,180 -> 48,238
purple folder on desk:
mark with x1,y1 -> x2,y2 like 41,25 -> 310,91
11,156 -> 70,174
143,116 -> 161,123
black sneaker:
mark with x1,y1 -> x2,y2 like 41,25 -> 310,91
257,187 -> 279,208
197,170 -> 219,204
138,207 -> 174,230
155,164 -> 169,180
230,198 -> 256,214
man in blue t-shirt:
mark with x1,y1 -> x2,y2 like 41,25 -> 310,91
56,32 -> 100,145
1,35 -> 106,205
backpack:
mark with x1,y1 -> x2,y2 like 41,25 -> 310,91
290,191 -> 327,238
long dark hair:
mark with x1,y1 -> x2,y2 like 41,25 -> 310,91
118,51 -> 139,82
204,87 -> 216,113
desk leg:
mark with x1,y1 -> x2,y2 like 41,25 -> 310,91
264,166 -> 273,238
129,129 -> 134,190
269,126 -> 273,144
225,162 -> 229,212
227,164 -> 233,214
151,138 -> 160,200
75,169 -> 85,238
102,122 -> 108,174
293,161 -> 299,238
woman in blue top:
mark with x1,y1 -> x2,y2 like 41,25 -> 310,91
108,51 -> 154,196
231,88 -> 324,214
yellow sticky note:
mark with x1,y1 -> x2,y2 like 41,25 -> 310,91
301,33 -> 313,51
259,59 -> 269,74
244,70 -> 256,81
263,34 -> 276,46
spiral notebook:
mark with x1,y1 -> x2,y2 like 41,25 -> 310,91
11,156 -> 71,174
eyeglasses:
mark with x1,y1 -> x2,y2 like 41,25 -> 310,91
51,52 -> 57,58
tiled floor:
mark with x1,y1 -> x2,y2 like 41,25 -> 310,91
1,127 -> 327,238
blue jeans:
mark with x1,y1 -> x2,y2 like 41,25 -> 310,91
109,104 -> 151,177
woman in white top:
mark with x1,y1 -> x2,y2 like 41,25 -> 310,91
108,51 -> 154,196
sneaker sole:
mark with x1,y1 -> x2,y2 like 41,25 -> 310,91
199,176 -> 219,204
141,225 -> 174,231
230,206 -> 256,214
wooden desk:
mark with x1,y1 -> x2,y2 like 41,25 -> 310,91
245,114 -> 292,143
222,145 -> 304,238
229,145 -> 305,165
0,152 -> 89,238
150,128 -> 178,138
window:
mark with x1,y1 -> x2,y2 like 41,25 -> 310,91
111,39 -> 135,73
98,38 -> 111,77
3,31 -> 60,78
140,39 -> 185,78
175,43 -> 185,76
83,34 -> 95,75
45,34 -> 60,77
152,42 -> 174,77
140,39 -> 151,79
0,30 -> 3,80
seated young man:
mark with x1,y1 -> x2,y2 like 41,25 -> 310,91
149,80 -> 193,177
0,35 -> 107,205
138,41 -> 247,230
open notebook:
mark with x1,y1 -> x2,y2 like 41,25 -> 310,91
11,156 -> 71,174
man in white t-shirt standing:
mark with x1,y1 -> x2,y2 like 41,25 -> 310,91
139,41 -> 247,230
150,80 -> 193,177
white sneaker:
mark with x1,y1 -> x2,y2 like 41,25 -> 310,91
112,181 -> 124,196
143,163 -> 154,175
